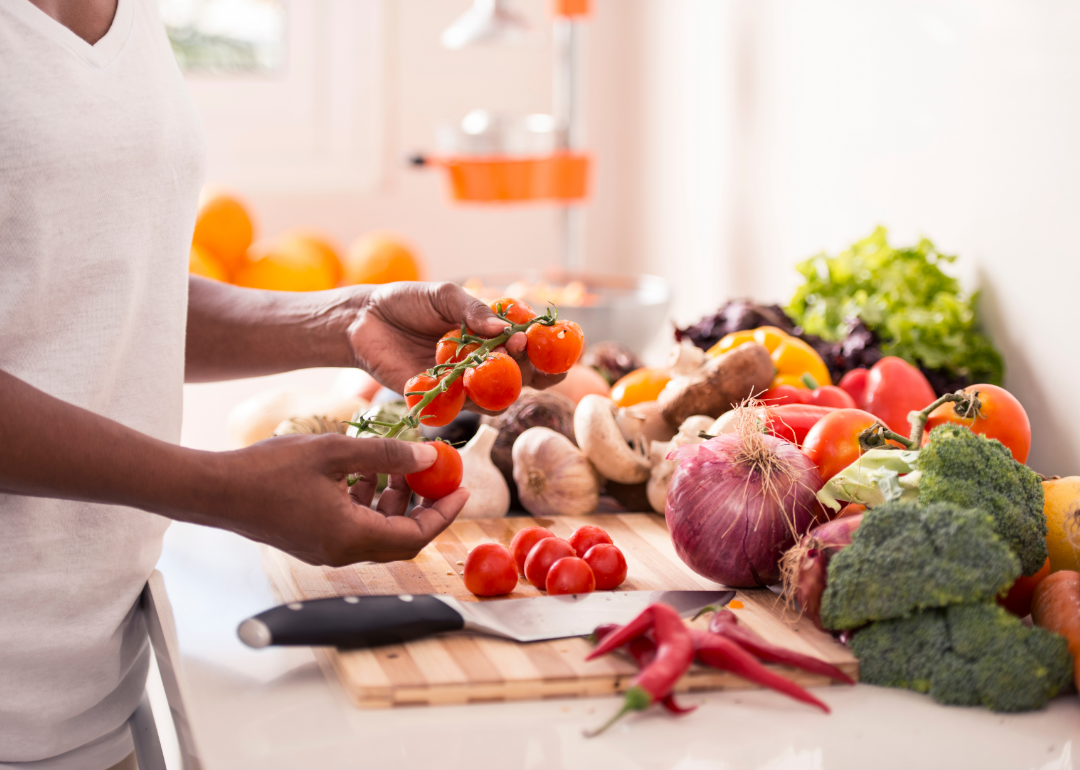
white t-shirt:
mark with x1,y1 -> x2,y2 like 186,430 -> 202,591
0,0 -> 205,766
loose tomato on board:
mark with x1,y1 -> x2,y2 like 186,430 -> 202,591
583,543 -> 628,590
489,297 -> 535,325
838,368 -> 870,409
922,383 -> 1031,464
546,557 -> 596,595
509,526 -> 555,574
863,357 -> 936,437
464,351 -> 522,411
567,525 -> 613,558
464,543 -> 518,597
524,537 -> 576,588
435,328 -> 481,365
525,321 -> 584,375
802,408 -> 884,483
404,441 -> 462,500
404,372 -> 465,427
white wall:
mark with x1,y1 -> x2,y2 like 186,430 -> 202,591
632,0 -> 1080,475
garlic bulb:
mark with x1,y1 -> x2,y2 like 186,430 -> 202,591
512,427 -> 600,517
457,425 -> 511,519
272,415 -> 348,437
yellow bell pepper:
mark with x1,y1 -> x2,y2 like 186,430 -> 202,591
705,325 -> 831,387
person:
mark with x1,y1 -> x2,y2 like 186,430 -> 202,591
0,0 -> 562,767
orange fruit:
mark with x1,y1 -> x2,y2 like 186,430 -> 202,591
192,189 -> 255,272
233,236 -> 338,292
275,230 -> 344,286
342,231 -> 424,285
610,368 -> 672,407
188,243 -> 228,281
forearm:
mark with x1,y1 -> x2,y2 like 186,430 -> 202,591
0,369 -> 219,520
185,276 -> 370,382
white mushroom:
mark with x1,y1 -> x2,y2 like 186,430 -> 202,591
646,414 -> 715,513
667,340 -> 706,377
574,394 -> 651,485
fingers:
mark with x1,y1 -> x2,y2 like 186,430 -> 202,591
348,487 -> 470,562
433,283 -> 507,338
374,474 -> 413,517
348,473 -> 379,508
505,331 -> 527,356
324,435 -> 436,476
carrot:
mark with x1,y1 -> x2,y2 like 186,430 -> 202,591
1031,570 -> 1080,694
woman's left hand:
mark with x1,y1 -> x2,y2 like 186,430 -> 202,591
346,282 -> 566,398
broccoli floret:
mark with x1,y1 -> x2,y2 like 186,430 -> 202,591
820,501 -> 1020,631
918,423 -> 1047,576
851,603 -> 1072,712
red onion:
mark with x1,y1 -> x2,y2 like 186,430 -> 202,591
664,427 -> 823,588
781,514 -> 863,631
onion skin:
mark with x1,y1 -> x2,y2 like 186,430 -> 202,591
793,515 -> 863,631
665,434 -> 823,588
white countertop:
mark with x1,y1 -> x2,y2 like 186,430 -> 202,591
163,372 -> 1080,770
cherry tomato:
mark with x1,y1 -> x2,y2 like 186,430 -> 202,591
435,328 -> 480,365
999,557 -> 1050,618
922,383 -> 1031,464
762,384 -> 805,406
804,385 -> 856,409
567,525 -> 613,558
863,357 -> 937,436
583,543 -> 627,590
545,557 -> 596,595
463,351 -> 522,411
802,408 -> 884,482
838,368 -> 870,409
509,526 -> 555,574
404,441 -> 462,500
464,543 -> 518,597
525,321 -> 584,375
489,297 -> 535,325
524,537 -> 576,588
404,372 -> 465,427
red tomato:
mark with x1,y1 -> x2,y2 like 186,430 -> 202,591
463,351 -> 522,411
525,321 -> 585,375
802,408 -> 883,482
804,385 -> 856,409
567,525 -> 613,558
762,384 -> 805,406
922,383 -> 1031,464
838,368 -> 870,409
524,538 -> 576,588
404,372 -> 465,428
509,526 -> 555,574
583,543 -> 627,590
463,543 -> 518,597
435,328 -> 480,365
546,557 -> 596,595
404,441 -> 463,500
863,357 -> 936,436
489,297 -> 535,325
999,558 -> 1050,618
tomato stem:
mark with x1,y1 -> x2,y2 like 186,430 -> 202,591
905,389 -> 982,445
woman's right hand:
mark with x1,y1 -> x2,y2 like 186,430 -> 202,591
195,434 -> 468,566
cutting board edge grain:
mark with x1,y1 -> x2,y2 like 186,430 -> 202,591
261,513 -> 859,709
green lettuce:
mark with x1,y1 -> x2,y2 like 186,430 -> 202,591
787,227 -> 1003,385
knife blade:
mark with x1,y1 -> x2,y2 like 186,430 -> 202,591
238,590 -> 734,650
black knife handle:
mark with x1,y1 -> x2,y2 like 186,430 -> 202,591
238,594 -> 465,649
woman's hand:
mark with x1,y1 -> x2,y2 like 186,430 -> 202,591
346,282 -> 566,396
202,434 -> 468,566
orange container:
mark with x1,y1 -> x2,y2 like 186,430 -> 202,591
438,153 -> 590,203
553,0 -> 590,17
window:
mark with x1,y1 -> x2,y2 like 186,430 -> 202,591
161,0 -> 286,74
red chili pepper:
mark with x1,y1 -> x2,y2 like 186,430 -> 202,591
586,604 -> 695,736
707,611 -> 854,685
592,624 -> 698,716
762,404 -> 836,446
690,629 -> 831,713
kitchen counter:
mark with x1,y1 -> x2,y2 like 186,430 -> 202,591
163,372 -> 1080,770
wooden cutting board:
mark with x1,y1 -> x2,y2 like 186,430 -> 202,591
262,513 -> 857,709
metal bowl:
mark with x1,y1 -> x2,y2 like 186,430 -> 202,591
456,271 -> 671,356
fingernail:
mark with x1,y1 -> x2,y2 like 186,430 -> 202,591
413,443 -> 438,464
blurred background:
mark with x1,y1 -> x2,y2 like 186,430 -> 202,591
173,0 -> 1080,474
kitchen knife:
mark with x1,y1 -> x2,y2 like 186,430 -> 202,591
238,590 -> 734,650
